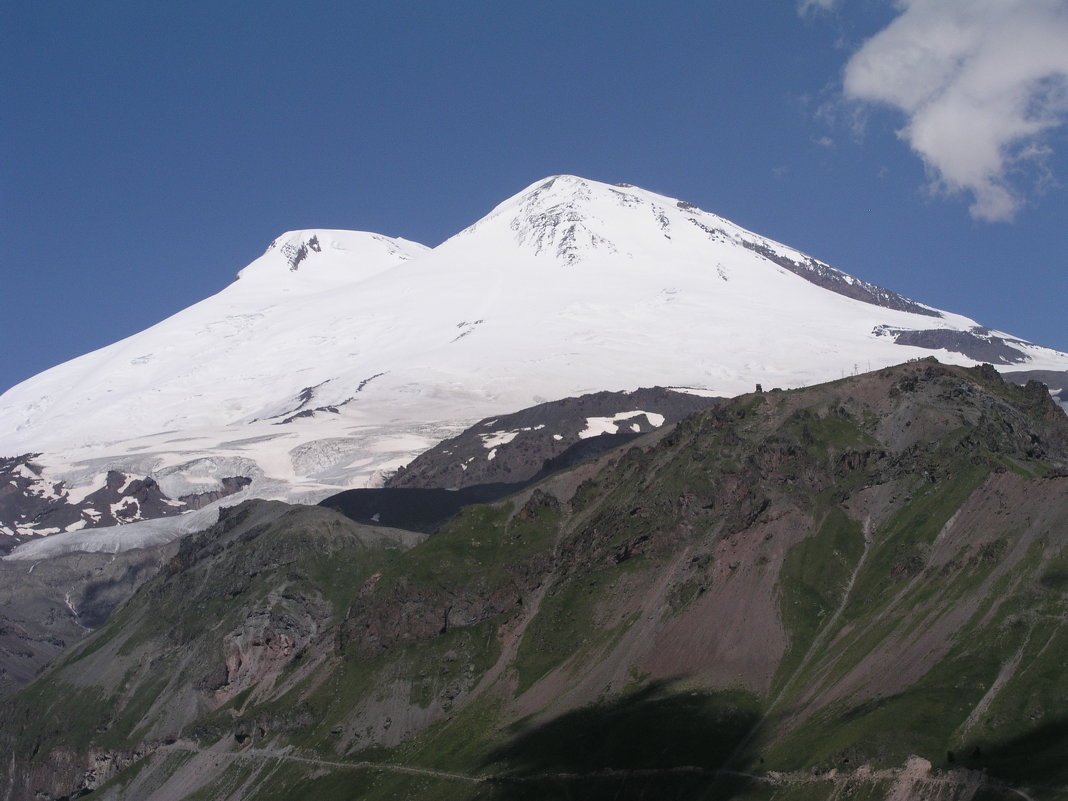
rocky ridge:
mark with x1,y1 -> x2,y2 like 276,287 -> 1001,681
0,456 -> 250,552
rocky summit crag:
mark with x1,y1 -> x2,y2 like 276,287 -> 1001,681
3,359 -> 1068,800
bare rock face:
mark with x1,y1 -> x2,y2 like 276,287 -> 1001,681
0,456 -> 251,545
739,239 -> 941,317
0,545 -> 172,696
213,598 -> 329,706
387,386 -> 722,491
1002,367 -> 1068,410
2,744 -> 151,801
873,325 -> 1030,364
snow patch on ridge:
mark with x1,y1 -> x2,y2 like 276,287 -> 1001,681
579,411 -> 666,439
479,424 -> 546,451
481,430 -> 519,449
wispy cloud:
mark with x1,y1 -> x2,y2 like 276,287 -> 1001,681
799,0 -> 839,17
842,0 -> 1068,222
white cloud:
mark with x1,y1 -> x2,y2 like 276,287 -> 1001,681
843,0 -> 1068,221
799,0 -> 839,16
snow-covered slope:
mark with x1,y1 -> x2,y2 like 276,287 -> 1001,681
3,176 -> 1067,548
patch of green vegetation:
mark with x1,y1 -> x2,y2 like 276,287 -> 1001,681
623,664 -> 651,694
842,459 -> 989,623
754,435 -> 1068,775
250,651 -> 383,754
405,619 -> 501,712
809,526 -> 1034,708
766,653 -> 995,771
513,556 -> 649,694
258,613 -> 501,757
761,522 -> 1068,777
785,406 -> 876,456
291,544 -> 404,626
8,666 -> 175,755
995,454 -> 1046,479
569,478 -> 603,513
54,606 -> 131,665
504,492 -> 563,556
732,394 -> 768,419
380,503 -> 515,592
104,670 -> 174,747
227,685 -> 255,711
957,618 -> 1068,788
774,507 -> 864,689
395,695 -> 506,774
105,592 -> 168,658
6,678 -> 116,753
1039,547 -> 1068,594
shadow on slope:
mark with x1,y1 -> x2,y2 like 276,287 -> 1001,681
319,483 -> 518,533
320,432 -> 641,533
478,681 -> 761,801
961,716 -> 1068,790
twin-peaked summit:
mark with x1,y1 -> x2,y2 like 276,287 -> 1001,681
474,175 -> 939,316
2,175 -> 1066,545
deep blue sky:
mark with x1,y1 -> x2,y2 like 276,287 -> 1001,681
3,2 -> 1066,394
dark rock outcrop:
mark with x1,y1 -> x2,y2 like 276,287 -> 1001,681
0,458 -> 251,543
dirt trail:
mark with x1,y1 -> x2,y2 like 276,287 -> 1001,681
160,740 -> 483,784
149,739 -> 1028,800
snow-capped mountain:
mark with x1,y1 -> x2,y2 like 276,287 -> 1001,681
3,175 -> 1067,549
